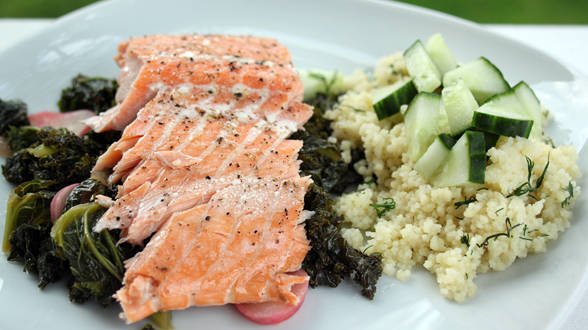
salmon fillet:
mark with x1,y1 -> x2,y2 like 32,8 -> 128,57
86,34 -> 294,133
90,35 -> 313,323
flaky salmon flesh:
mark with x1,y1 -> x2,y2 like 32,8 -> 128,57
85,34 -> 313,323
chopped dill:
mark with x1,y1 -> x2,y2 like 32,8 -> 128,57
364,177 -> 376,185
362,245 -> 374,254
456,216 -> 464,221
477,187 -> 489,191
561,181 -> 574,208
370,197 -> 396,217
507,154 -> 550,199
308,72 -> 339,97
454,196 -> 477,209
495,207 -> 504,215
460,234 -> 470,248
477,218 -> 522,248
465,273 -> 469,279
519,237 -> 533,242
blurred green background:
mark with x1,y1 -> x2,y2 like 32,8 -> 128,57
0,0 -> 587,23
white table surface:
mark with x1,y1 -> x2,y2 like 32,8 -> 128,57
0,18 -> 587,330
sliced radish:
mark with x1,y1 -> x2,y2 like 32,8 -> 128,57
28,110 -> 95,136
235,270 -> 309,325
50,183 -> 79,223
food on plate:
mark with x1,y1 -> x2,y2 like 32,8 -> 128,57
58,74 -> 119,114
1,126 -> 116,187
1,33 -> 381,327
317,33 -> 581,302
1,30 -> 581,327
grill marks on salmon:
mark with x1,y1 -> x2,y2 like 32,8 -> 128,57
89,35 -> 313,323
86,34 -> 295,133
116,178 -> 310,322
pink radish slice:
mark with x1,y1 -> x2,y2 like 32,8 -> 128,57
28,110 -> 95,136
50,183 -> 79,223
235,270 -> 309,325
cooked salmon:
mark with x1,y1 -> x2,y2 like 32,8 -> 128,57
86,34 -> 294,133
90,35 -> 313,323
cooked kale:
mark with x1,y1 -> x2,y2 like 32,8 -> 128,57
58,74 -> 118,114
293,131 -> 363,194
82,129 -> 122,154
8,222 -> 67,289
51,203 -> 139,306
2,127 -> 107,187
6,126 -> 40,152
298,92 -> 381,299
302,184 -> 382,299
65,178 -> 116,212
0,98 -> 29,136
291,93 -> 363,194
144,312 -> 174,330
2,180 -> 67,288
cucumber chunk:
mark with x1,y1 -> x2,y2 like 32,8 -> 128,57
404,92 -> 441,162
432,130 -> 486,187
414,134 -> 457,179
371,79 -> 417,120
443,57 -> 509,103
299,69 -> 344,101
404,40 -> 442,93
472,103 -> 533,138
425,33 -> 458,76
513,81 -> 543,138
437,103 -> 451,135
441,79 -> 478,135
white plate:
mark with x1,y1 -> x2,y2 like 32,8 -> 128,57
0,1 -> 586,329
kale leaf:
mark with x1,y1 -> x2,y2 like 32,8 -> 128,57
65,178 -> 116,212
2,127 -> 108,188
291,93 -> 363,194
298,92 -> 382,299
58,74 -> 118,114
302,184 -> 382,299
0,98 -> 29,136
2,180 -> 67,288
6,126 -> 40,152
51,203 -> 138,306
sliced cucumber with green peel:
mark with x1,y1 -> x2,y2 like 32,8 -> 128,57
414,133 -> 457,179
425,33 -> 457,76
472,103 -> 533,138
480,131 -> 500,151
441,79 -> 478,135
443,57 -> 509,103
299,69 -> 344,101
513,81 -> 543,138
432,130 -> 486,187
404,92 -> 441,162
371,79 -> 417,120
404,40 -> 442,93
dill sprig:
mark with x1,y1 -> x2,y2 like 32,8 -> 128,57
477,218 -> 522,248
370,197 -> 396,217
309,72 -> 339,97
454,196 -> 477,209
495,207 -> 504,215
507,154 -> 550,199
362,245 -> 374,254
561,181 -> 574,208
364,177 -> 376,185
342,104 -> 366,113
460,234 -> 470,248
